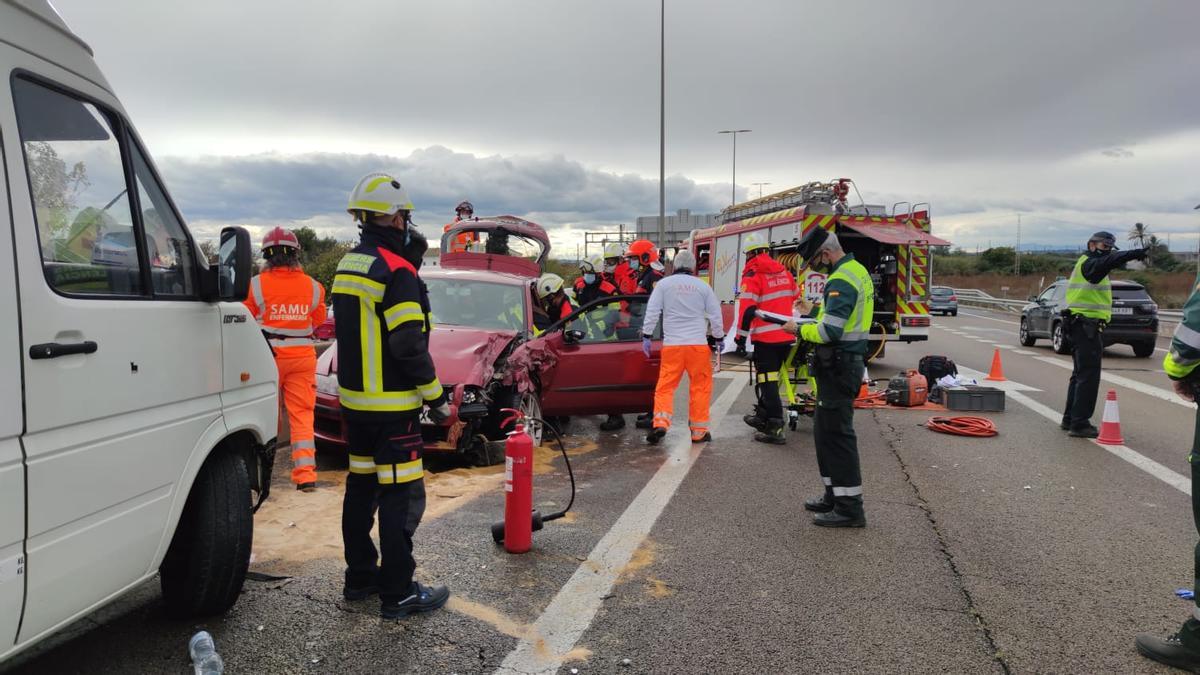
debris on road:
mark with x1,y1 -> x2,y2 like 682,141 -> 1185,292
1176,589 -> 1194,600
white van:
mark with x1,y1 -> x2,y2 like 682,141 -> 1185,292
0,0 -> 278,662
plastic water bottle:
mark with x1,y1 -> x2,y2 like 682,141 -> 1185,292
188,631 -> 224,675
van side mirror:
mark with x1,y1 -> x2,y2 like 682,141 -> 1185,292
215,226 -> 252,301
563,329 -> 585,344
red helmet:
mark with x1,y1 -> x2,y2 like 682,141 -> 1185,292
455,200 -> 474,215
625,239 -> 658,264
262,226 -> 300,253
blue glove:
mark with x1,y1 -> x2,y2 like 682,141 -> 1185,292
642,336 -> 652,358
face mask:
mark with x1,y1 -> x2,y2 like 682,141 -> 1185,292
629,259 -> 641,272
583,273 -> 596,285
812,253 -> 832,273
603,262 -> 616,273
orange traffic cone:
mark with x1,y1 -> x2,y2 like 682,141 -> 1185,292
856,371 -> 870,400
985,348 -> 1006,381
1096,389 -> 1124,445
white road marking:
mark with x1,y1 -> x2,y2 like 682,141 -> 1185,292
991,344 -> 1015,350
958,310 -> 1019,326
496,375 -> 745,674
1013,349 -> 1035,355
955,365 -> 1042,392
1031,356 -> 1189,409
999,385 -> 1191,497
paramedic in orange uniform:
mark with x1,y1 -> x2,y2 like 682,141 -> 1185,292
642,250 -> 724,444
244,227 -> 327,491
443,200 -> 479,252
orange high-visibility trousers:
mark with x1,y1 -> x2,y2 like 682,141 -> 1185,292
652,345 -> 714,440
276,352 -> 318,485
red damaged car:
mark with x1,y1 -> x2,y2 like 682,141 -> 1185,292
314,216 -> 662,464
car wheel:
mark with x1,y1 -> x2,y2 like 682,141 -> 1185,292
1051,321 -> 1072,354
519,390 -> 544,447
1019,318 -> 1036,346
1132,341 -> 1156,358
160,449 -> 252,618
950,309 -> 957,317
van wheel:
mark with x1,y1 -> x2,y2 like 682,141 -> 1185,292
160,449 -> 253,617
1051,322 -> 1072,355
1132,341 -> 1156,358
1019,318 -> 1036,346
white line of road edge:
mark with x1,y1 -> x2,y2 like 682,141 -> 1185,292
958,365 -> 1191,496
1031,356 -> 1189,409
495,372 -> 745,674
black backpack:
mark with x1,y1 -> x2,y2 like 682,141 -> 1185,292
918,355 -> 958,384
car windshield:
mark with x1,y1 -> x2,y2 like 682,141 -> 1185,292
931,287 -> 953,296
425,278 -> 526,331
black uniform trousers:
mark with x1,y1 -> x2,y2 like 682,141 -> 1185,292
1176,407 -> 1200,649
342,415 -> 427,602
1063,317 -> 1104,429
752,341 -> 795,423
813,353 -> 866,517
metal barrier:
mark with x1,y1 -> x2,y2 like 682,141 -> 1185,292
951,287 -> 1183,326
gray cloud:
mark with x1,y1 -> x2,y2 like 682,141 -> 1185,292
1101,148 -> 1135,159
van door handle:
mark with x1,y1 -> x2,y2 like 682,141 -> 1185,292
29,341 -> 98,359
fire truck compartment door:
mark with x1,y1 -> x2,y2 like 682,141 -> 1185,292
840,222 -> 950,246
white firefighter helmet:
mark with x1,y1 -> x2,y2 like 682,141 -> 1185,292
535,273 -> 565,300
347,172 -> 414,218
742,231 -> 769,254
579,253 -> 605,274
603,242 -> 624,259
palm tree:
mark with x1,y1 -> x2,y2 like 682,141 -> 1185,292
1128,222 -> 1149,249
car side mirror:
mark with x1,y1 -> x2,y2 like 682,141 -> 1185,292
563,329 -> 585,344
215,226 -> 252,301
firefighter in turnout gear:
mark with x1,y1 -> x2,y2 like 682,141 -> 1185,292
534,273 -> 575,333
1061,231 -> 1147,437
335,173 -> 450,619
627,239 -> 664,429
575,254 -> 619,306
604,242 -> 635,294
642,250 -> 724,444
1136,277 -> 1200,670
737,231 -> 800,444
443,200 -> 478,252
784,228 -> 871,527
244,227 -> 327,491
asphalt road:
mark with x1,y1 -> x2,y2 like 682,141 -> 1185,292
5,315 -> 1197,674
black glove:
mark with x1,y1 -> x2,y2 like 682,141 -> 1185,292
734,336 -> 747,357
1136,248 -> 1150,261
707,335 -> 720,351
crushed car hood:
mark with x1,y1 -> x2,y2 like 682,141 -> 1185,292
321,327 -> 518,387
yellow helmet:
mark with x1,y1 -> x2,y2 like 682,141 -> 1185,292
535,273 -> 565,299
347,173 -> 414,218
603,242 -> 624,259
742,232 -> 769,255
580,253 -> 605,274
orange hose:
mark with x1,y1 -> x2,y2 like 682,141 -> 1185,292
925,416 -> 998,437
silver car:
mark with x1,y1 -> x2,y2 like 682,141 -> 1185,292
930,286 -> 957,316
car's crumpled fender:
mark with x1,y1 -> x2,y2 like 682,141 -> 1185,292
504,339 -> 558,394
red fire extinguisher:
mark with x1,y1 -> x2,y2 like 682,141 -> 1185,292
500,408 -> 533,553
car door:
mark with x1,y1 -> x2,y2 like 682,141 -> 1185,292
1031,284 -> 1056,335
3,67 -> 222,640
536,296 -> 662,416
0,116 -> 26,656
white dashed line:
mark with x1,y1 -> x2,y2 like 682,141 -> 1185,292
1032,356 -> 1189,409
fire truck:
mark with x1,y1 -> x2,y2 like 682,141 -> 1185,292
685,179 -> 950,357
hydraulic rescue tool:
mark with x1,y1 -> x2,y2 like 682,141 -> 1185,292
490,408 -> 577,552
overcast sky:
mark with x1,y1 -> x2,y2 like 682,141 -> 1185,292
53,0 -> 1200,255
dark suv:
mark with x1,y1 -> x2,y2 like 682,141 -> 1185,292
1019,279 -> 1159,357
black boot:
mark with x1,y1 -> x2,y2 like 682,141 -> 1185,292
635,413 -> 653,429
753,420 -> 786,445
1136,631 -> 1200,672
1060,416 -> 1070,431
1068,423 -> 1099,438
599,414 -> 626,431
803,495 -> 834,513
743,413 -> 768,431
381,582 -> 450,619
812,510 -> 866,528
646,427 -> 666,445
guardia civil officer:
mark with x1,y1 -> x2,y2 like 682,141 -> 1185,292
783,227 -> 872,527
1136,277 -> 1200,669
1061,232 -> 1147,437
335,173 -> 450,618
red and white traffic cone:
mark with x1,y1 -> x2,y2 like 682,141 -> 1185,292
1096,389 -> 1124,446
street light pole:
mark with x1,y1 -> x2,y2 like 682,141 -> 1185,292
658,0 -> 665,248
717,129 -> 751,206
752,182 -> 771,198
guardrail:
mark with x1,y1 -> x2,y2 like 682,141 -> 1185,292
951,287 -> 1183,325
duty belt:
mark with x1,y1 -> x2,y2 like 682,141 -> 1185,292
263,331 -> 314,347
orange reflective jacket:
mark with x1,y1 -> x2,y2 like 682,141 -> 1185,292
444,220 -> 479,253
737,254 -> 799,344
244,267 -> 327,357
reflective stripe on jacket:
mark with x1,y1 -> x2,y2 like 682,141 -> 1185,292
799,254 -> 873,354
1066,254 -> 1112,321
244,268 -> 326,356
